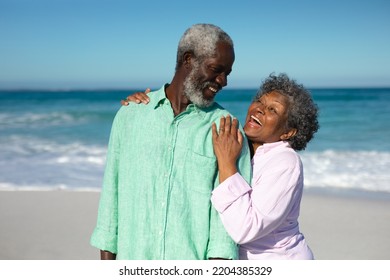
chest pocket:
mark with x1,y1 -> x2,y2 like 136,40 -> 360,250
180,149 -> 217,195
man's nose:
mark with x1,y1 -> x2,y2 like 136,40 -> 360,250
216,72 -> 227,87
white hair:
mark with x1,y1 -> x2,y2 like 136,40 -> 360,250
176,23 -> 233,70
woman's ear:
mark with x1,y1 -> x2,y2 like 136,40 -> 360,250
280,128 -> 297,141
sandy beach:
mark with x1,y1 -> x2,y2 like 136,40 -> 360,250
0,190 -> 389,260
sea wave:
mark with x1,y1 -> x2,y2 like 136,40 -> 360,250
0,136 -> 389,194
301,150 -> 390,193
0,135 -> 106,159
0,137 -> 107,190
0,112 -> 89,128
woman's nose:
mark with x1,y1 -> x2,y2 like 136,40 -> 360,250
255,103 -> 265,114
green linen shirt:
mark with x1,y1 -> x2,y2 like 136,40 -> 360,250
90,85 -> 252,260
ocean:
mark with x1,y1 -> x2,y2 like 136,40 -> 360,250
1,88 -> 389,197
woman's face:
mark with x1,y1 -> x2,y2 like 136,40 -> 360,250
244,91 -> 293,150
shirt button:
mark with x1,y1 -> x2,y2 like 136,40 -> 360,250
159,230 -> 163,235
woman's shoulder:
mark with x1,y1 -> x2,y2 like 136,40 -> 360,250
263,142 -> 301,167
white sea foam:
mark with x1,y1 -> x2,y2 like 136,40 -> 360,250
301,150 -> 390,193
0,137 -> 107,190
0,182 -> 101,192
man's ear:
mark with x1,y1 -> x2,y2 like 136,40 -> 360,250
280,128 -> 297,141
183,52 -> 194,69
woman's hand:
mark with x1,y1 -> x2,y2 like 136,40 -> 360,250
121,88 -> 151,105
212,115 -> 243,183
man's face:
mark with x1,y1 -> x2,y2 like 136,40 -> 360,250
183,42 -> 235,108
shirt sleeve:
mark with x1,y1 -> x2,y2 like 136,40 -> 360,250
90,108 -> 124,254
207,198 -> 239,259
211,152 -> 302,244
207,132 -> 252,259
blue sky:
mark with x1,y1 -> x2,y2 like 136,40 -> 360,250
1,0 -> 389,89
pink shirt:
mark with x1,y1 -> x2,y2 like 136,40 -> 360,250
211,141 -> 314,260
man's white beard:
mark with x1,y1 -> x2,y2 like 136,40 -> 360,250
183,65 -> 214,108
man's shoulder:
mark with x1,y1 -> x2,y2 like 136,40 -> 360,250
203,102 -> 239,121
117,90 -> 161,114
210,101 -> 226,111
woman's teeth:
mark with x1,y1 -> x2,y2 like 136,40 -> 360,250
251,115 -> 262,125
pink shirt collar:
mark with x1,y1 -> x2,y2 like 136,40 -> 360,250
254,141 -> 291,156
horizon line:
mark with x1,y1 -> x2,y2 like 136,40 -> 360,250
1,85 -> 390,91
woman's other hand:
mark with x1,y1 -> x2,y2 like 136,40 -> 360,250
121,88 -> 151,106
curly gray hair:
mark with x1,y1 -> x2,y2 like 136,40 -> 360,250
254,73 -> 320,151
176,23 -> 233,70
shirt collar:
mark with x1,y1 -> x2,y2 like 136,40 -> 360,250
151,84 -> 170,109
152,84 -> 219,117
255,141 -> 291,155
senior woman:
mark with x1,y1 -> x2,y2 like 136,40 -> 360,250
211,73 -> 319,259
122,73 -> 319,260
